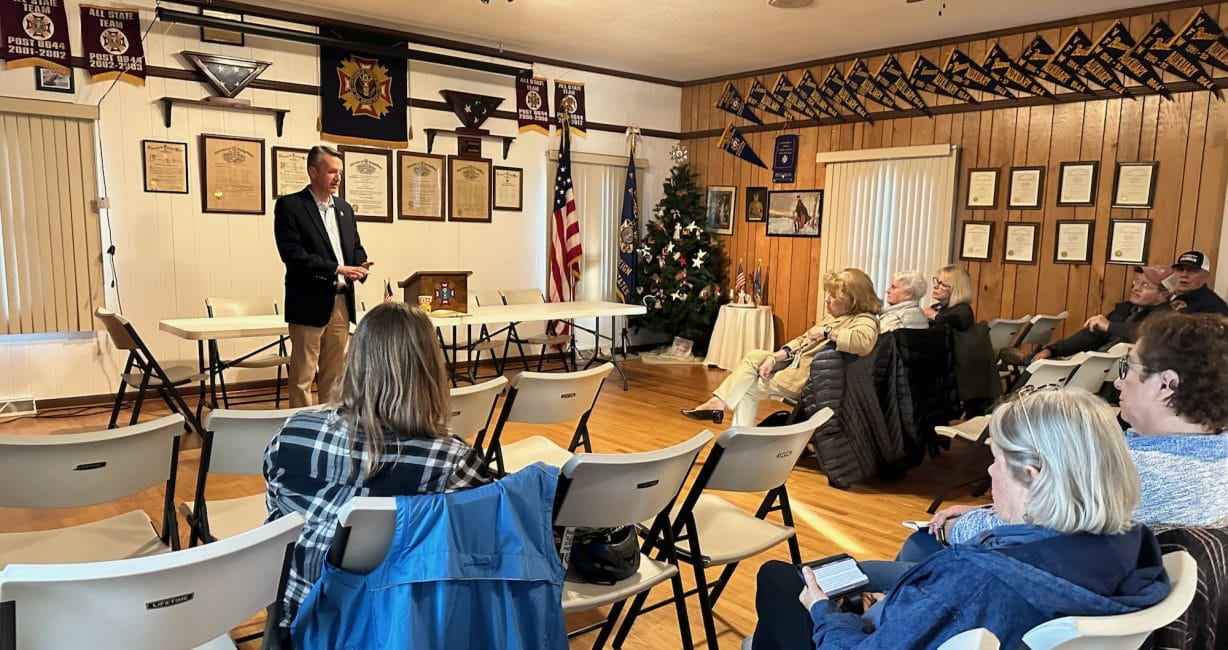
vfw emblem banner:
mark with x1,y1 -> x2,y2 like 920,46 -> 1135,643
320,30 -> 409,148
80,4 -> 145,86
1,0 -> 71,72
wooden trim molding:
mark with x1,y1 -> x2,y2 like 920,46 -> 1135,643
0,96 -> 99,120
814,144 -> 953,164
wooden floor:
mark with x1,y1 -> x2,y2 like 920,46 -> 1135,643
0,358 -> 990,649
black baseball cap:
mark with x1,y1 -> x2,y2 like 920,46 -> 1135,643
1172,250 -> 1211,272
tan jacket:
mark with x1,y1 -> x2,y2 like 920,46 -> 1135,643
773,312 -> 880,395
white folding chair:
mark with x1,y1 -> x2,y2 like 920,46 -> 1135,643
477,364 -> 614,474
205,296 -> 291,408
97,307 -> 205,433
939,628 -> 1001,649
499,288 -> 573,372
1022,550 -> 1197,649
613,410 -> 833,650
988,316 -> 1032,353
554,431 -> 714,649
1063,350 -> 1128,393
0,414 -> 184,567
1020,312 -> 1070,350
181,407 -> 308,546
1020,357 -> 1082,387
0,513 -> 304,650
448,376 -> 508,444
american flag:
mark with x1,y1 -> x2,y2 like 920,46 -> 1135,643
735,259 -> 746,295
548,118 -> 582,335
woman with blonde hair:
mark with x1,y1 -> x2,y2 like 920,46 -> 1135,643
923,264 -> 974,331
683,268 -> 881,426
264,302 -> 489,626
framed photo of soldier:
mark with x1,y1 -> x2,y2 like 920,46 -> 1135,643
1003,222 -> 1039,264
744,186 -> 767,222
397,152 -> 445,222
1054,220 -> 1094,264
493,166 -> 523,211
766,190 -> 822,238
959,221 -> 994,261
1107,219 -> 1151,265
271,147 -> 309,199
199,133 -> 264,214
1057,161 -> 1098,207
965,168 -> 999,209
141,140 -> 188,194
340,146 -> 393,223
1112,162 -> 1159,209
448,156 -> 493,223
1007,166 -> 1044,209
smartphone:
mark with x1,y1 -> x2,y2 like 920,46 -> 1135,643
796,553 -> 870,598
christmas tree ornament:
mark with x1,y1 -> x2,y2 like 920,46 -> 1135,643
669,144 -> 689,166
673,223 -> 683,240
692,256 -> 706,269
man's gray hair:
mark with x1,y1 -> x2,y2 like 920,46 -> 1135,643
307,145 -> 342,170
891,270 -> 927,301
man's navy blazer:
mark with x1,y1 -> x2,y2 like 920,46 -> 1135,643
273,187 -> 368,328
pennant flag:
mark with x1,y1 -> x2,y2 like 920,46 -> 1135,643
876,54 -> 931,114
746,78 -> 788,118
1093,21 -> 1170,99
1,0 -> 70,73
983,44 -> 1054,98
1055,28 -> 1131,97
753,260 -> 764,306
944,49 -> 1013,99
79,5 -> 145,86
516,76 -> 551,134
734,259 -> 746,296
717,124 -> 768,169
383,279 -> 394,302
1171,9 -> 1228,74
797,70 -> 841,119
910,55 -> 977,103
771,73 -> 818,121
615,142 -> 639,304
1018,35 -> 1091,94
548,116 -> 583,325
555,80 -> 587,137
847,58 -> 899,109
320,30 -> 409,148
715,82 -> 763,125
1135,19 -> 1218,94
822,67 -> 874,121
773,134 -> 798,184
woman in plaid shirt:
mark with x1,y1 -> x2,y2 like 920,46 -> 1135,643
264,302 -> 491,627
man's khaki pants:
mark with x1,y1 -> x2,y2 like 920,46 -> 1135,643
287,294 -> 349,407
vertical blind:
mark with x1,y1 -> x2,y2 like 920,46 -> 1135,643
0,102 -> 104,334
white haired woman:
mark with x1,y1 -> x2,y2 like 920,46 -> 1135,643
879,270 -> 929,332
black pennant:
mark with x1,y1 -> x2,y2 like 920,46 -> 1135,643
718,124 -> 768,169
876,54 -> 930,114
1019,35 -> 1092,94
797,70 -> 841,119
1171,9 -> 1228,74
715,82 -> 763,125
944,49 -> 1014,99
822,67 -> 873,122
1093,21 -> 1170,99
983,44 -> 1054,98
773,73 -> 822,122
1135,19 -> 1219,94
1057,28 -> 1131,97
847,58 -> 899,109
910,54 -> 977,103
746,78 -> 788,118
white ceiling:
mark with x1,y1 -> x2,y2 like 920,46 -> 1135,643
270,0 -> 1169,82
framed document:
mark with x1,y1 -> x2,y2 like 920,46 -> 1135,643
959,221 -> 994,261
1107,219 -> 1151,265
340,146 -> 393,223
448,156 -> 493,223
1112,162 -> 1158,208
1057,161 -> 1098,207
397,151 -> 445,222
271,147 -> 309,199
1003,222 -> 1040,264
1054,220 -> 1094,264
744,186 -> 767,222
965,168 -> 999,209
199,133 -> 264,214
142,140 -> 188,194
1008,166 -> 1044,209
200,8 -> 244,45
493,166 -> 523,211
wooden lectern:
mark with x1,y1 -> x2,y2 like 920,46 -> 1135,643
399,271 -> 473,313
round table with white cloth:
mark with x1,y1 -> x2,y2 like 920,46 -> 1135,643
703,304 -> 775,370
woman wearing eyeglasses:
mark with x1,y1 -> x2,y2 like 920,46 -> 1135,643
922,264 -> 974,332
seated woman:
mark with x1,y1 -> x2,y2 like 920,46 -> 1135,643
264,302 -> 490,626
923,264 -> 974,332
751,388 -> 1171,649
879,270 -> 929,332
683,268 -> 880,426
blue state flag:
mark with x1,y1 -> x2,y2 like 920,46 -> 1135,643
615,154 -> 638,303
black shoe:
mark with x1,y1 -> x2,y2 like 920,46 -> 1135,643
681,408 -> 725,424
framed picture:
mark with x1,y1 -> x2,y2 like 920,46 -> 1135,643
1054,220 -> 1094,264
705,185 -> 736,235
141,140 -> 188,194
744,186 -> 767,222
766,190 -> 822,237
397,151 -> 445,222
965,168 -> 999,209
271,146 -> 309,199
493,166 -> 523,211
34,67 -> 74,93
199,8 -> 244,46
959,221 -> 994,261
1107,219 -> 1151,265
448,156 -> 492,223
339,146 -> 393,223
1112,161 -> 1159,208
1057,161 -> 1098,207
199,133 -> 264,214
1008,166 -> 1044,209
1003,222 -> 1040,264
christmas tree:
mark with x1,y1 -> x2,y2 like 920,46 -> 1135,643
631,151 -> 729,351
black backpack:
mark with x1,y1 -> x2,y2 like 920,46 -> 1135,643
557,526 -> 641,585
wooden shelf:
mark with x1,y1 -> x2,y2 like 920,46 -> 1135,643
158,97 -> 289,137
423,128 -> 515,159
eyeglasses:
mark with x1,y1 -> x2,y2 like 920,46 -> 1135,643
932,277 -> 951,290
1015,382 -> 1062,398
1118,356 -> 1151,380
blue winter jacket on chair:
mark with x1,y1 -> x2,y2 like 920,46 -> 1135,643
291,463 -> 567,650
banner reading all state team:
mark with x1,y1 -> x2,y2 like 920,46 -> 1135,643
516,76 -> 550,134
1,0 -> 71,73
554,80 -> 587,137
80,4 -> 145,86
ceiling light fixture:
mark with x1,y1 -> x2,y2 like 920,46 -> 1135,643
768,0 -> 815,7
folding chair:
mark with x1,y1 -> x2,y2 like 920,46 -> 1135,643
205,296 -> 291,408
96,307 -> 205,434
987,315 -> 1031,353
1020,312 -> 1070,351
500,288 -> 573,372
554,431 -> 714,649
613,410 -> 833,650
448,376 -> 508,444
0,414 -> 184,568
181,407 -> 308,547
0,513 -> 304,650
940,629 -> 1001,649
477,364 -> 613,475
1063,350 -> 1128,393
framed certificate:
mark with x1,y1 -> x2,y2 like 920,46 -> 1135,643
448,156 -> 493,223
340,146 -> 393,223
965,168 -> 999,209
1008,166 -> 1044,209
142,140 -> 188,194
1003,222 -> 1040,264
1054,220 -> 1094,264
1057,161 -> 1098,207
1107,219 -> 1151,265
271,146 -> 309,199
200,133 -> 264,214
1112,161 -> 1158,208
397,151 -> 445,222
959,221 -> 994,261
493,166 -> 523,211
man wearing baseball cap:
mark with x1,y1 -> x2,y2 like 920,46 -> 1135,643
1034,265 -> 1172,360
1169,250 -> 1228,316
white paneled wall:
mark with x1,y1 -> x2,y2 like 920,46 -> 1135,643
0,0 -> 680,400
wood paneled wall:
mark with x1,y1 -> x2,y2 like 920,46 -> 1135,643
681,3 -> 1228,343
